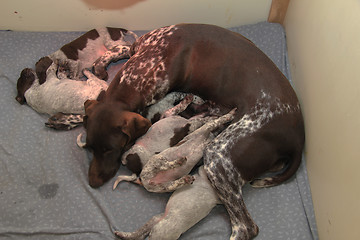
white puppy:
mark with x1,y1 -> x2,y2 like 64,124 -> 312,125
19,65 -> 108,115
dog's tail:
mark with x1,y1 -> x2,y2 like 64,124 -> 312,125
124,29 -> 139,42
250,150 -> 303,188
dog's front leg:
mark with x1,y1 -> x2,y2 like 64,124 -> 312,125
160,94 -> 194,119
146,174 -> 195,193
46,113 -> 84,130
141,157 -> 196,192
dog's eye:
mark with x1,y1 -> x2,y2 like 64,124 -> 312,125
102,146 -> 116,154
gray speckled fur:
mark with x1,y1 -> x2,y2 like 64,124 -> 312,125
25,67 -> 108,115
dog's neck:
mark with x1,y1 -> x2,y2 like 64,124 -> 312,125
104,89 -> 145,113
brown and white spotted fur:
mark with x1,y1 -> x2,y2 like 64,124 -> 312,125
15,27 -> 137,106
36,27 -> 137,82
115,94 -> 207,175
138,108 -> 235,193
46,112 -> 84,130
113,97 -> 223,239
83,24 -> 305,240
112,97 -> 227,190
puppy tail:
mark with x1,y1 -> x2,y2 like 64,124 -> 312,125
250,151 -> 303,188
125,29 -> 139,41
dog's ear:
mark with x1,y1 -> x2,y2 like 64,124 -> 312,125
119,112 -> 151,143
83,115 -> 88,129
84,99 -> 99,115
35,56 -> 53,84
97,90 -> 106,101
15,68 -> 36,104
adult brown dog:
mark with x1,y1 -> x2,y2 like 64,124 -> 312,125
83,24 -> 305,240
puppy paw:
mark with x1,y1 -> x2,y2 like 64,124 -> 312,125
95,70 -> 108,81
173,157 -> 187,167
114,231 -> 134,240
184,175 -> 195,184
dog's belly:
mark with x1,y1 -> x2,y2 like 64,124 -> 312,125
77,39 -> 108,71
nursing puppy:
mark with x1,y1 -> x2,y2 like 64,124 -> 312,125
135,109 -> 235,193
84,24 -> 305,240
114,94 -> 209,175
113,97 -> 223,239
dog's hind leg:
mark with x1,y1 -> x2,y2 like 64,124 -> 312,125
93,45 -> 131,80
115,214 -> 163,240
203,145 -> 259,240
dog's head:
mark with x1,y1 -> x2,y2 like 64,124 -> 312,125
15,68 -> 36,104
16,56 -> 54,104
83,99 -> 151,188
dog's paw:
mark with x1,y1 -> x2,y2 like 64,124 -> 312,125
114,231 -> 134,240
173,157 -> 187,167
183,175 -> 195,184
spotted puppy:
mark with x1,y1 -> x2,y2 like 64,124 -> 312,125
35,27 -> 137,82
114,94 -> 204,175
136,108 -> 236,193
113,109 -> 234,192
113,99 -> 225,239
115,166 -> 221,240
17,64 -> 107,116
16,27 -> 137,106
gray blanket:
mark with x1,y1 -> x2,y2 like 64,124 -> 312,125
0,22 -> 318,239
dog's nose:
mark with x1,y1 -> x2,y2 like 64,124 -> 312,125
15,96 -> 25,104
89,177 -> 104,188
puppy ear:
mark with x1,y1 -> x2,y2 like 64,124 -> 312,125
16,68 -> 36,104
35,56 -> 53,84
120,112 -> 151,143
97,90 -> 106,101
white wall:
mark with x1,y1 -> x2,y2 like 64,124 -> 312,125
1,0 -> 271,31
284,0 -> 360,239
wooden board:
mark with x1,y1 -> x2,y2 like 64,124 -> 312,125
268,0 -> 290,25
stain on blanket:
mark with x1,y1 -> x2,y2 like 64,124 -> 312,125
38,183 -> 59,199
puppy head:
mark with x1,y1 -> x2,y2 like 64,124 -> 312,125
83,100 -> 151,188
15,68 -> 36,104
